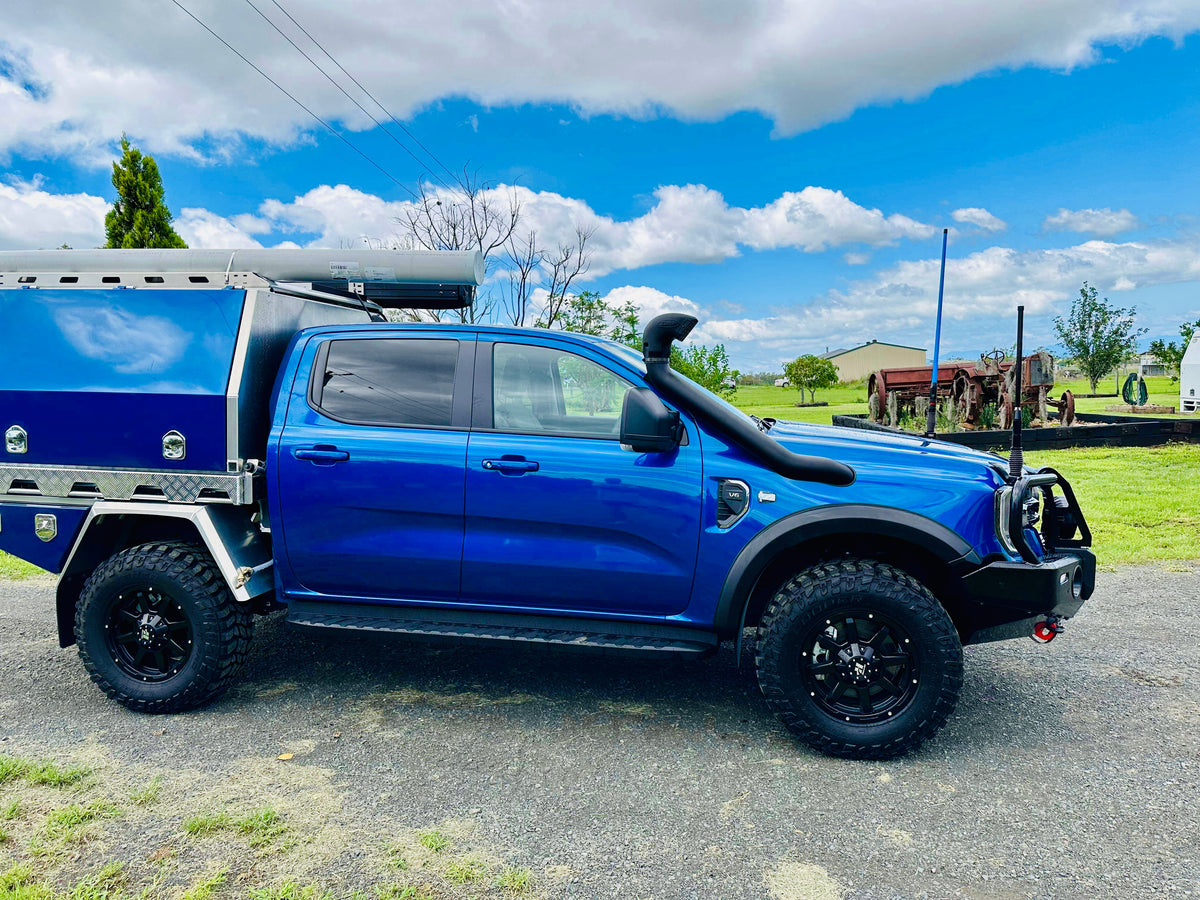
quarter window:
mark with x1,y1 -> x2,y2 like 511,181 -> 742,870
317,339 -> 458,427
492,343 -> 632,437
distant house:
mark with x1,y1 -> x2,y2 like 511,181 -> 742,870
822,340 -> 927,382
1139,352 -> 1167,377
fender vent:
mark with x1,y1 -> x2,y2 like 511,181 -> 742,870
716,479 -> 750,528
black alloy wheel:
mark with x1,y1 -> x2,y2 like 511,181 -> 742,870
802,610 -> 917,725
104,587 -> 194,683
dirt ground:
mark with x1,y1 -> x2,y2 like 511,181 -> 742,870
2,564 -> 1198,900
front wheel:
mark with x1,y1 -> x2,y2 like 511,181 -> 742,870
754,559 -> 962,759
75,542 -> 253,713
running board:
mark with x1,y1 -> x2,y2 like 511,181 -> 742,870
285,600 -> 718,657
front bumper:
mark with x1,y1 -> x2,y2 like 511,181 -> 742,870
959,548 -> 1096,644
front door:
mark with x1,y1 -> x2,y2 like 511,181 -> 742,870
461,337 -> 702,616
274,334 -> 473,603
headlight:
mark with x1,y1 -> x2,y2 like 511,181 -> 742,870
999,472 -> 1058,562
994,485 -> 1017,554
1022,491 -> 1041,528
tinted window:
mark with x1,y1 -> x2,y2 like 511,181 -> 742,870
318,339 -> 458,427
493,343 -> 632,437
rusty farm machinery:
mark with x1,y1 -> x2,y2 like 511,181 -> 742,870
867,351 -> 1076,430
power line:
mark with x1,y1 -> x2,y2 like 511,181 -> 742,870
168,0 -> 417,199
242,0 -> 456,191
264,0 -> 461,187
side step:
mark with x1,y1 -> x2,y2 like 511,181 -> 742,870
285,600 -> 718,657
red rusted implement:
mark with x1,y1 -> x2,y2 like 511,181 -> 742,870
867,351 -> 1074,429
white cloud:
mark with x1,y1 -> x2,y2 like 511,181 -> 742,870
175,208 -> 265,249
1,1 -> 1197,162
215,182 -> 934,276
694,236 -> 1200,368
952,207 -> 1007,232
1042,207 -> 1141,236
600,285 -> 701,325
0,176 -> 935,271
844,252 -> 871,265
0,178 -> 107,249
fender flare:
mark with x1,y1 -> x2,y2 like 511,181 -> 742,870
713,504 -> 981,638
54,501 -> 273,647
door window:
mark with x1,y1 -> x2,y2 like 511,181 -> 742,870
492,343 -> 633,437
315,338 -> 458,427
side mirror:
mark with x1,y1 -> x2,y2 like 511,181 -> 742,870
620,387 -> 681,453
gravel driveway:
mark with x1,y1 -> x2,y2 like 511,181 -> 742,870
2,564 -> 1198,900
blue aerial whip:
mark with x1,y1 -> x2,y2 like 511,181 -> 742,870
925,228 -> 949,437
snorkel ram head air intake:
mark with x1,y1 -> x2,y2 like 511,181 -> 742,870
640,314 -> 855,487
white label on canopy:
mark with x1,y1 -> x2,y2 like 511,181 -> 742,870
329,261 -> 361,278
363,266 -> 396,282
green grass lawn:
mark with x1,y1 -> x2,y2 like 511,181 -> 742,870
1024,443 -> 1199,567
734,381 -> 871,424
0,552 -> 45,580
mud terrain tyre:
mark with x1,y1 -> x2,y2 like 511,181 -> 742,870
75,542 -> 253,713
755,559 -> 962,759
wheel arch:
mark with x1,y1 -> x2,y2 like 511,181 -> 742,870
714,505 -> 981,641
55,502 -> 272,648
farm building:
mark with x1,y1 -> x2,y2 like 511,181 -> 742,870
1139,352 -> 1168,377
822,340 -> 927,382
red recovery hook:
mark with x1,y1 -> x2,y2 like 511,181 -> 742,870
1031,616 -> 1065,643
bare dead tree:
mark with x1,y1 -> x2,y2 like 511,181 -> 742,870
395,168 -> 521,323
393,169 -> 596,328
501,229 -> 542,327
537,225 -> 594,329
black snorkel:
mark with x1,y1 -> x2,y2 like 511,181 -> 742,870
641,314 -> 856,487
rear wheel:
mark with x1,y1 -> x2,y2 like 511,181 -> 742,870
755,559 -> 962,759
75,542 -> 253,713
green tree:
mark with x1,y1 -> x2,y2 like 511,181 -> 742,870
735,372 -> 782,386
783,354 -> 839,403
1148,318 -> 1200,381
670,343 -> 739,399
554,290 -> 640,347
104,136 -> 187,249
1053,282 -> 1146,393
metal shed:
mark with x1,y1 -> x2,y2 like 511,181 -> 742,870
822,340 -> 927,383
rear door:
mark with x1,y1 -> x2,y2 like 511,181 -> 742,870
274,332 -> 473,603
460,336 -> 703,616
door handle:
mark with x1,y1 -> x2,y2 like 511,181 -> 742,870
482,458 -> 539,474
294,446 -> 350,462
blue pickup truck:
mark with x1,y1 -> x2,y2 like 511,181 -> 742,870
0,249 -> 1094,759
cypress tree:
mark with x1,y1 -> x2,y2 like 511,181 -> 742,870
104,135 -> 187,249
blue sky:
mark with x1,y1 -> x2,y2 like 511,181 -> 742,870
2,1 -> 1199,370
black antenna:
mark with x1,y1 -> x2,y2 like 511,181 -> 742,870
1009,305 -> 1025,478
